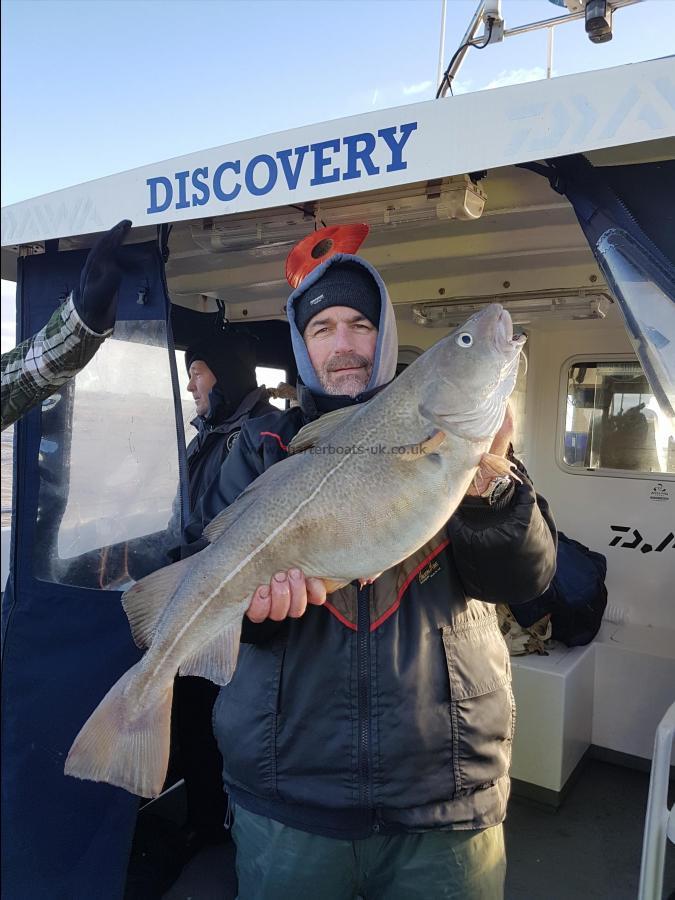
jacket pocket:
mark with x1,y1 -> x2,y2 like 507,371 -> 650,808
213,640 -> 286,799
441,615 -> 515,796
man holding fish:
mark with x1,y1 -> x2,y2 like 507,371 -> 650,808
66,253 -> 556,899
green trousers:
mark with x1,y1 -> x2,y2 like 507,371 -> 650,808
232,807 -> 505,900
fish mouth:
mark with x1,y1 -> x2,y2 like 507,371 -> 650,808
495,306 -> 527,355
463,304 -> 526,355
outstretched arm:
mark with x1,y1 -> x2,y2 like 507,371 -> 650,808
1,220 -> 132,431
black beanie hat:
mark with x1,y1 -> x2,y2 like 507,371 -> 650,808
293,260 -> 381,335
185,330 -> 258,415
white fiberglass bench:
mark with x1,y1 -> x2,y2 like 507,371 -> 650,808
509,622 -> 675,806
510,642 -> 595,805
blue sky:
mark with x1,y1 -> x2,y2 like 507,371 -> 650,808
1,0 -> 674,348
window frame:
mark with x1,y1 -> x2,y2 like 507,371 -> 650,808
556,351 -> 675,482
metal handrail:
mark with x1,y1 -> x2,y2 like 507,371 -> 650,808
437,0 -> 485,98
504,0 -> 644,37
437,0 -> 646,98
436,0 -> 448,93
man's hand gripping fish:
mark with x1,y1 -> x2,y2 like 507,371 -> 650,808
65,304 -> 526,798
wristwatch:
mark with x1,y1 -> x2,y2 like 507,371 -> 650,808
479,474 -> 514,507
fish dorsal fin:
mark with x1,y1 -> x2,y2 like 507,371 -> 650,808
179,620 -> 243,685
121,556 -> 195,648
288,406 -> 357,455
202,473 -> 274,543
395,430 -> 445,461
203,502 -> 250,544
202,447 -> 305,544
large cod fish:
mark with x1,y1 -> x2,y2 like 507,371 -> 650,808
65,303 -> 525,797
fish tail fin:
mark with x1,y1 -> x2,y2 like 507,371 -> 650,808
64,662 -> 173,798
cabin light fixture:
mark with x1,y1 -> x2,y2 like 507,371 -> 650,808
436,174 -> 487,221
381,204 -> 440,228
191,177 -> 489,254
412,290 -> 612,327
191,215 -> 310,254
383,176 -> 486,226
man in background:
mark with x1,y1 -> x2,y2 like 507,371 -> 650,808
126,328 -> 276,898
176,330 -> 276,852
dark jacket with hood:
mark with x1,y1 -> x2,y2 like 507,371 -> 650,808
186,384 -> 276,513
181,254 -> 557,840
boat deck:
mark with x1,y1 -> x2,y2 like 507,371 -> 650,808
149,758 -> 675,899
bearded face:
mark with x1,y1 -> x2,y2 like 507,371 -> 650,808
304,307 -> 378,398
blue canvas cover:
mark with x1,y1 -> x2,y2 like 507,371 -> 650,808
548,155 -> 675,418
1,240 -> 182,899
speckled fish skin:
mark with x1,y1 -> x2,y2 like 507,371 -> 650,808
65,303 -> 525,797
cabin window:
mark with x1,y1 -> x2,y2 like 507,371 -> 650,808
396,346 -> 422,377
34,320 -> 185,590
510,341 -> 528,461
256,366 -> 287,410
563,359 -> 675,475
174,350 -> 198,440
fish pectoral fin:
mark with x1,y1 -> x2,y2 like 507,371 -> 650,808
65,662 -> 172,799
396,429 -> 445,461
179,622 -> 242,686
203,470 -> 278,543
358,572 -> 383,587
203,503 -> 249,543
322,577 -> 351,594
477,452 -> 523,483
122,556 -> 195,648
418,403 -> 449,434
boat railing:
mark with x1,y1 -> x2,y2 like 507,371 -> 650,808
638,700 -> 675,900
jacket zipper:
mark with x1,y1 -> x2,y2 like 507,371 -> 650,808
357,584 -> 372,811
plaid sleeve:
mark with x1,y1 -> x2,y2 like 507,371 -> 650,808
0,293 -> 112,431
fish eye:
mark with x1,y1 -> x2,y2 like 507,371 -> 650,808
456,332 -> 473,348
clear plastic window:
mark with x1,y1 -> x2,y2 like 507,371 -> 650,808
564,360 -> 675,474
35,320 -> 184,589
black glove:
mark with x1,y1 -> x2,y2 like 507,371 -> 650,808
74,219 -> 132,332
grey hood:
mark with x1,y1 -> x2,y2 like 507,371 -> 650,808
286,253 -> 399,397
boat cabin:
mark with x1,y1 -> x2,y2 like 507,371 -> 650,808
1,50 -> 673,900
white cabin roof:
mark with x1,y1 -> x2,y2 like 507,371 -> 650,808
2,56 -> 674,251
